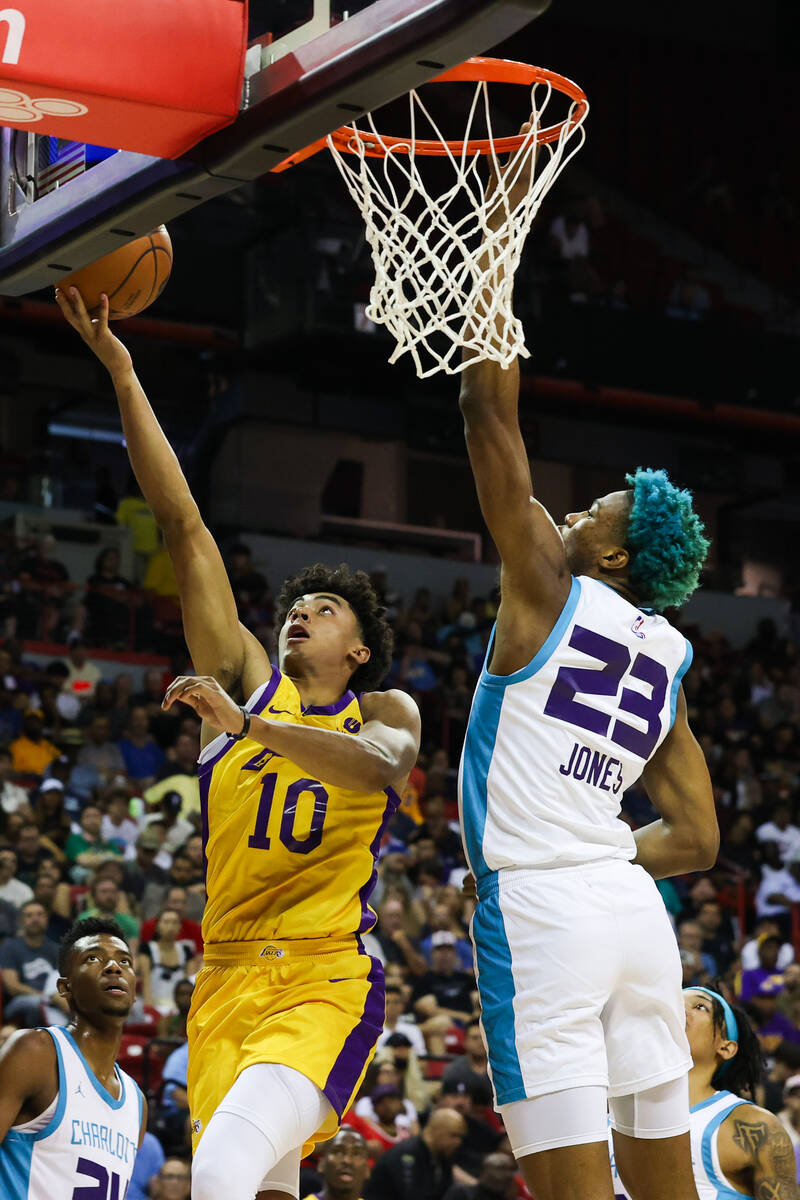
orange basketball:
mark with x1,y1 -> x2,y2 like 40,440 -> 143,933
57,226 -> 173,320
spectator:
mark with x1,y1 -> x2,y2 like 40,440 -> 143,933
0,744 -> 30,815
740,933 -> 787,1002
140,886 -> 203,956
117,706 -> 165,785
0,847 -> 33,908
226,542 -> 270,619
441,1152 -> 517,1200
420,903 -> 472,973
9,709 -> 59,776
14,820 -> 60,887
151,1157 -> 191,1200
0,899 -> 59,1026
756,800 -> 800,864
142,790 -> 195,857
364,1108 -> 466,1200
779,963 -> 800,1030
435,1080 -> 506,1180
32,868 -> 72,940
122,825 -> 169,905
84,547 -> 134,648
157,1040 -> 191,1154
355,1061 -> 419,1132
32,778 -> 72,849
116,478 -> 159,583
756,846 -> 800,934
694,898 -> 736,973
440,1019 -> 493,1109
77,714 -> 126,784
101,779 -> 140,853
138,907 -> 198,1015
378,1035 -> 430,1116
677,919 -> 719,978
82,875 -> 140,947
376,985 -> 426,1056
741,919 -> 795,972
746,978 -> 800,1049
780,1074 -> 800,1148
61,632 -> 103,704
140,852 -> 204,923
345,1084 -> 412,1157
64,803 -> 121,881
302,1128 -> 370,1200
17,535 -> 70,639
374,898 -> 426,974
160,977 -> 195,1040
411,933 -> 474,1022
127,1130 -> 166,1200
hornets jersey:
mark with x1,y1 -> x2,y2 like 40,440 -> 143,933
197,669 -> 400,943
611,1091 -> 754,1199
459,575 -> 693,877
0,1026 -> 142,1200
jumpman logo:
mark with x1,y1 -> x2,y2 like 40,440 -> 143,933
75,1082 -> 85,1098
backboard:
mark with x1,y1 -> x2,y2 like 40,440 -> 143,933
0,0 -> 550,296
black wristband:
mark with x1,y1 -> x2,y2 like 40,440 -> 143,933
227,706 -> 250,741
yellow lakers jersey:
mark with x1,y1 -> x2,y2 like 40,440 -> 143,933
197,670 -> 400,943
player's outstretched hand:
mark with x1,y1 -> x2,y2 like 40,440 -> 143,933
163,674 -> 245,735
54,287 -> 133,379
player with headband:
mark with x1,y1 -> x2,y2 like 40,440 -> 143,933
611,986 -> 800,1199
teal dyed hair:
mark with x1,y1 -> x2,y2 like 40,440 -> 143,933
624,467 -> 710,611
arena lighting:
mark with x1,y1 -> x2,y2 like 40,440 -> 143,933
0,0 -> 248,157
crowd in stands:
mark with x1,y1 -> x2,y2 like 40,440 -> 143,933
3,527 -> 800,1193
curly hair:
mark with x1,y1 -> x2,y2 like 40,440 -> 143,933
624,467 -> 710,611
58,916 -> 129,974
276,563 -> 393,693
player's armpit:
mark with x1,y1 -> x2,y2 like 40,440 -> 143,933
357,689 -> 422,790
729,1113 -> 800,1199
634,688 -> 719,879
459,359 -> 568,604
138,1095 -> 149,1149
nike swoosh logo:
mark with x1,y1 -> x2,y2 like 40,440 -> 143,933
268,705 -> 293,716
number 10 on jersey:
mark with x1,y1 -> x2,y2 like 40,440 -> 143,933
248,773 -> 329,854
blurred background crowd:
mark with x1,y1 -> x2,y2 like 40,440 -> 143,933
2,518 -> 800,1197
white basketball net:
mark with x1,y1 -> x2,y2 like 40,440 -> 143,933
327,76 -> 588,378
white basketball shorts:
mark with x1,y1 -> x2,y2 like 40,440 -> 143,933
472,858 -> 691,1107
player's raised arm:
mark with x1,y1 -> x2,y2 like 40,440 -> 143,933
55,288 -> 263,695
459,121 -> 569,615
634,688 -> 719,879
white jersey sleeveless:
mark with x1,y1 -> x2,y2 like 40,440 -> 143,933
0,1025 -> 142,1200
459,575 -> 693,877
611,1091 -> 754,1199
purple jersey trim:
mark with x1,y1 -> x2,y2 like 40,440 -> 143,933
251,669 -> 282,715
357,786 -> 401,936
323,947 -> 385,1117
302,689 -> 356,717
199,768 -> 210,882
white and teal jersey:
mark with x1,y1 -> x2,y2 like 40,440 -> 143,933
459,574 -> 692,878
0,1026 -> 142,1200
611,1091 -> 754,1199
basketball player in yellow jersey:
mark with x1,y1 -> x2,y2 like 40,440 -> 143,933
56,286 -> 421,1200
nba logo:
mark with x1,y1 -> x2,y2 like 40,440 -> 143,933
191,1119 -> 202,1134
631,616 -> 645,639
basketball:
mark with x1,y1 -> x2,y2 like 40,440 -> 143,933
56,226 -> 173,320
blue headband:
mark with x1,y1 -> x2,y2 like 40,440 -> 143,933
685,987 -> 739,1043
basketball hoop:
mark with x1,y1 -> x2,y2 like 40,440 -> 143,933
276,57 -> 589,378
